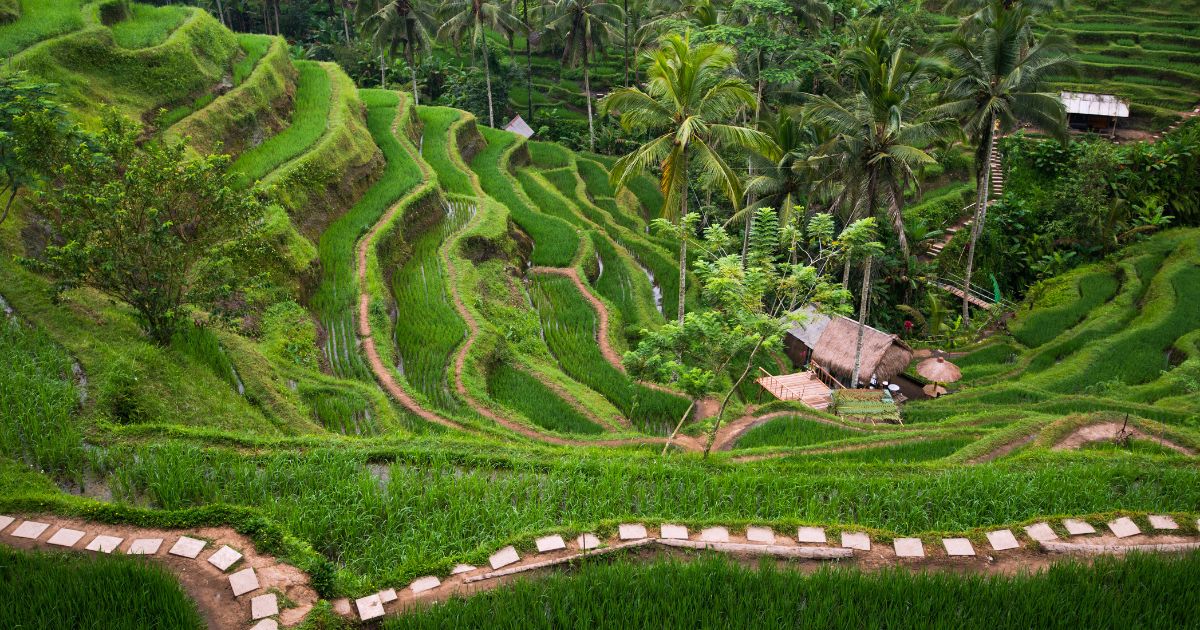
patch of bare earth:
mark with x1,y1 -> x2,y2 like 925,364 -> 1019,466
1053,422 -> 1195,456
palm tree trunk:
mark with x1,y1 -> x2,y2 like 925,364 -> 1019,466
524,0 -> 533,122
677,155 -> 689,325
273,0 -> 281,36
623,0 -> 630,86
483,39 -> 495,127
963,117 -> 994,325
215,0 -> 226,26
341,5 -> 351,45
380,53 -> 387,89
851,255 -> 873,388
408,48 -> 420,105
584,61 -> 595,152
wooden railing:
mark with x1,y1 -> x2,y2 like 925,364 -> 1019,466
756,367 -> 807,401
809,360 -> 845,390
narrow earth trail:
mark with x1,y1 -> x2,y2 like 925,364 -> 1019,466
1053,422 -> 1195,456
729,437 -> 924,463
969,434 -> 1038,464
0,514 -> 318,629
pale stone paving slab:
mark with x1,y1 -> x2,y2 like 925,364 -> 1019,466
699,527 -> 729,543
378,588 -> 398,604
0,515 -> 14,532
619,524 -> 647,540
355,594 -> 385,621
128,538 -> 163,555
535,535 -> 566,552
451,564 -> 477,575
169,536 -> 207,559
796,527 -> 827,544
11,521 -> 50,539
841,532 -> 871,551
207,545 -> 242,571
1063,519 -> 1096,536
1108,517 -> 1141,538
1149,515 -> 1178,530
986,529 -> 1020,551
229,568 -> 260,597
576,534 -> 601,550
659,524 -> 688,540
893,538 -> 924,558
942,538 -> 975,557
46,528 -> 86,547
85,535 -> 123,554
489,546 -> 520,570
1024,522 -> 1058,542
410,576 -> 441,594
251,594 -> 278,620
746,527 -> 776,545
251,621 -> 279,630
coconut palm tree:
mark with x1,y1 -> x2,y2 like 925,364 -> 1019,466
438,0 -> 522,126
360,0 -> 436,102
933,0 -> 1072,322
805,21 -> 948,265
547,0 -> 624,151
601,32 -> 777,325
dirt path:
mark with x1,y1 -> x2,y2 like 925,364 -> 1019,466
1053,422 -> 1195,456
969,433 -> 1037,464
730,437 -> 923,463
1,514 -> 318,629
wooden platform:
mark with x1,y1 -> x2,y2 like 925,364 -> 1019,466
757,371 -> 832,410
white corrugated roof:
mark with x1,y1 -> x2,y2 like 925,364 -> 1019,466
1060,92 -> 1130,118
504,114 -> 535,138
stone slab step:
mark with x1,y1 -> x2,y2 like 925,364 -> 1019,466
410,576 -> 441,594
746,526 -> 775,544
169,536 -> 207,559
129,538 -> 164,555
11,521 -> 49,539
207,545 -> 242,571
576,533 -> 601,550
535,535 -> 566,552
1063,519 -> 1095,536
796,527 -> 826,544
489,546 -> 520,569
46,528 -> 86,547
1108,517 -> 1140,538
251,594 -> 278,620
943,538 -> 975,556
228,568 -> 260,597
85,535 -> 122,553
986,529 -> 1020,551
618,523 -> 647,540
0,515 -> 14,532
1149,515 -> 1178,530
840,532 -> 871,551
699,526 -> 729,543
1024,522 -> 1057,542
660,524 -> 688,540
355,594 -> 384,621
893,538 -> 924,558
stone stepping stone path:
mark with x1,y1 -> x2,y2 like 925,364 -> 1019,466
535,535 -> 566,552
746,526 -> 776,545
85,535 -> 123,554
576,534 -> 601,550
1063,519 -> 1096,536
1149,515 -> 1178,530
11,520 -> 49,539
379,588 -> 398,604
251,621 -> 278,630
699,527 -> 729,543
986,529 -> 1020,551
489,546 -> 520,569
943,538 -> 975,557
207,545 -> 242,571
251,594 -> 279,620
451,564 -> 477,575
1108,517 -> 1141,538
0,515 -> 14,532
893,538 -> 924,558
1024,522 -> 1058,542
47,528 -> 86,548
618,524 -> 647,540
841,532 -> 871,551
409,576 -> 440,594
660,524 -> 688,540
129,538 -> 163,555
169,536 -> 207,559
229,567 -> 260,597
796,527 -> 827,544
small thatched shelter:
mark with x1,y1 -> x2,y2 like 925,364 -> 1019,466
786,310 -> 914,386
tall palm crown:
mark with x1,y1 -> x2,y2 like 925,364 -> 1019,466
547,0 -> 624,151
932,0 -> 1073,320
438,0 -> 522,126
601,33 -> 776,323
741,108 -> 817,229
360,0 -> 436,101
805,22 -> 947,259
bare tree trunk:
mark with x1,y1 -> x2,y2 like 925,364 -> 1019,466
409,49 -> 419,105
704,337 -> 766,457
215,0 -> 226,26
584,60 -> 595,151
851,255 -> 873,388
623,0 -> 630,86
964,117 -> 994,325
676,153 -> 689,325
661,400 -> 696,456
524,0 -> 533,122
342,5 -> 351,44
380,53 -> 387,89
274,0 -> 281,36
483,39 -> 495,127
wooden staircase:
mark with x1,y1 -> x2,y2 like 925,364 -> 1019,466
923,135 -> 1005,261
756,370 -> 833,411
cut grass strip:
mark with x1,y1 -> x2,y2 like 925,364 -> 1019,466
734,416 -> 863,450
109,3 -> 189,49
0,0 -> 84,58
487,362 -> 605,435
230,60 -> 331,188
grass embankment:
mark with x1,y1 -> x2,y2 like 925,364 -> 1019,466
486,363 -> 605,435
385,553 -> 1200,629
734,417 -> 862,450
0,546 -> 204,630
109,3 -> 189,49
0,0 -> 84,57
231,60 -> 331,186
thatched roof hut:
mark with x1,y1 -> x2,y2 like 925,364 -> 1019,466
786,312 -> 913,385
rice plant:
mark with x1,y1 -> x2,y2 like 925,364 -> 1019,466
109,4 -> 189,49
231,60 -> 332,188
590,232 -> 663,331
486,363 -> 605,435
417,106 -> 475,197
0,0 -> 84,57
531,274 -> 689,434
170,322 -> 240,393
232,33 -> 273,85
0,546 -> 204,630
300,383 -> 379,436
735,417 -> 862,450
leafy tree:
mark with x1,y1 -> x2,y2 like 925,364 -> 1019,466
933,0 -> 1072,321
21,115 -> 267,345
0,74 -> 74,227
359,0 -> 437,101
438,0 -> 522,126
836,217 -> 884,388
547,0 -> 624,151
602,32 -> 777,325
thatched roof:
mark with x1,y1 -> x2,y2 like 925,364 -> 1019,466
807,316 -> 913,384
